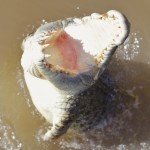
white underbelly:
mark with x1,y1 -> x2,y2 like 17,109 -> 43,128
24,72 -> 61,123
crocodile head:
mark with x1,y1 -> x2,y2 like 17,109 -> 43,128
21,10 -> 130,139
21,10 -> 130,95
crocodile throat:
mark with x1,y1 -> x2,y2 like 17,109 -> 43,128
43,30 -> 96,74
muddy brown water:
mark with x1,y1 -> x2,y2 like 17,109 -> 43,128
0,0 -> 150,149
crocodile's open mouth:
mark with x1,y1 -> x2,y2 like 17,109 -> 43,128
43,30 -> 96,74
21,10 -> 130,84
39,10 -> 129,76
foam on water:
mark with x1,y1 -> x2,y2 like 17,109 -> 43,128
0,117 -> 22,150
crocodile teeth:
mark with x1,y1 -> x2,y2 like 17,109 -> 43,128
21,10 -> 130,90
21,10 -> 130,139
34,10 -> 128,76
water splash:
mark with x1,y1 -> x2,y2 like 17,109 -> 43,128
0,117 -> 22,150
115,32 -> 142,60
16,68 -> 32,108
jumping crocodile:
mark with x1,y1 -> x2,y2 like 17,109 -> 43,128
21,10 -> 130,140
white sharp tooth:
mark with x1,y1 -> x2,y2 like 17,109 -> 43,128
82,16 -> 91,21
37,36 -> 50,44
45,54 -> 51,57
40,36 -> 50,41
91,13 -> 101,19
38,40 -> 43,44
42,44 -> 50,49
73,18 -> 83,24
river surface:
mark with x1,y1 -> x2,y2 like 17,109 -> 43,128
0,0 -> 150,149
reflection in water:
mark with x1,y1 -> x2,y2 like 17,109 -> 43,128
0,0 -> 150,149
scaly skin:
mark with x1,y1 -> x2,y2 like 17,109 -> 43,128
21,10 -> 130,140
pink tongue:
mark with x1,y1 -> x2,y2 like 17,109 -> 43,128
55,31 -> 78,70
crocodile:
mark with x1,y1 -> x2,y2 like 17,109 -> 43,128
21,10 -> 130,140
